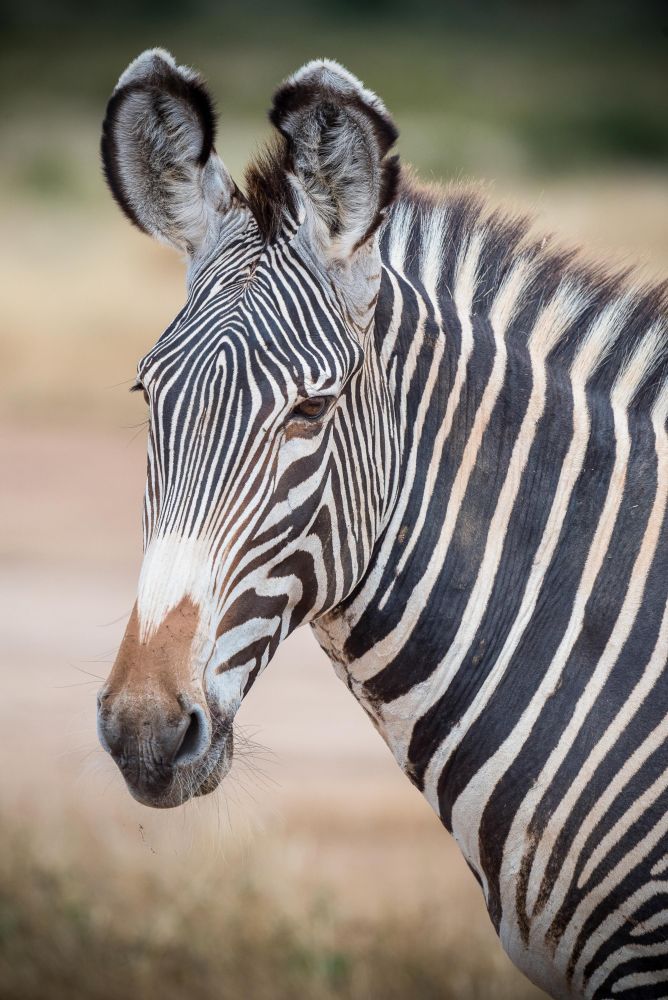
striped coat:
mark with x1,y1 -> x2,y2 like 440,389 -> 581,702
317,188 -> 668,998
98,49 -> 668,998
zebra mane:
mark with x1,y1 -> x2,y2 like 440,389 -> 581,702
243,140 -> 667,416
244,136 -> 297,243
386,173 -> 668,417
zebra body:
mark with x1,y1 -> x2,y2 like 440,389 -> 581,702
97,50 -> 668,999
316,194 -> 668,999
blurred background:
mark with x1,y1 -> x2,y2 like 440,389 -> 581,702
1,2 -> 666,997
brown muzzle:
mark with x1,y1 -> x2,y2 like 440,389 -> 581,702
97,597 -> 230,807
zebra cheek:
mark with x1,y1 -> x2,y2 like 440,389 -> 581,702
283,420 -> 326,443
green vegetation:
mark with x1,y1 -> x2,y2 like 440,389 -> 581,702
0,0 -> 666,209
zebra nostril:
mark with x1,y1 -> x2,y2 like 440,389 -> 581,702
174,705 -> 208,765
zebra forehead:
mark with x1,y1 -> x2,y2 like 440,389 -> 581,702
140,324 -> 354,400
139,251 -> 363,386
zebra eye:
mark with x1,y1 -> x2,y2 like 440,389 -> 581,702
291,396 -> 330,421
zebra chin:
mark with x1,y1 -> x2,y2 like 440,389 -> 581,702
119,723 -> 234,810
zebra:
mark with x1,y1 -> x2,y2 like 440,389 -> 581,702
96,49 -> 668,999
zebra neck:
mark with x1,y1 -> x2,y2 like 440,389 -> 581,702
314,191 -> 665,821
312,206 -> 579,785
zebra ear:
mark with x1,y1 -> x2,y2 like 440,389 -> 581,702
269,60 -> 400,265
101,49 -> 237,256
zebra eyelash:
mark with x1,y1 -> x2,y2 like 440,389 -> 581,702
290,395 -> 334,422
130,381 -> 150,404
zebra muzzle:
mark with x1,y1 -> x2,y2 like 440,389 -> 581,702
97,598 -> 232,807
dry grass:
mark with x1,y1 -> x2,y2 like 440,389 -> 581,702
0,817 -> 544,1000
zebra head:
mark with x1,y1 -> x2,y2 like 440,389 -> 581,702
97,50 -> 400,807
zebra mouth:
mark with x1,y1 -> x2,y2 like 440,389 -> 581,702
192,727 -> 233,798
121,724 -> 233,809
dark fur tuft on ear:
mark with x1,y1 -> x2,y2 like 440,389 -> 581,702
250,59 -> 400,259
354,152 -> 401,251
268,75 -> 398,156
101,51 -> 216,234
100,49 -> 235,254
101,91 -> 145,234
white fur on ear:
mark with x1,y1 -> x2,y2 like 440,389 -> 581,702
283,58 -> 391,124
101,48 -> 237,256
269,58 -> 400,264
